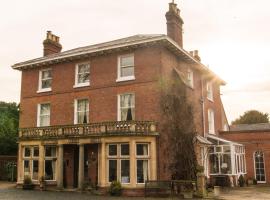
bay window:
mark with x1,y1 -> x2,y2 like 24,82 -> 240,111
44,146 -> 57,181
107,143 -> 130,184
136,143 -> 149,183
23,146 -> 39,180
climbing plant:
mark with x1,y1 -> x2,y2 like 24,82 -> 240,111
160,70 -> 198,180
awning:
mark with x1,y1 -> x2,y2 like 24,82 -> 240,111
196,135 -> 212,145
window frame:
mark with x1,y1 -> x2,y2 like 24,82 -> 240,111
74,98 -> 89,124
37,68 -> 52,93
116,54 -> 135,82
254,151 -> 266,183
107,143 -> 130,184
22,146 -> 39,181
208,109 -> 215,135
117,93 -> 135,121
37,103 -> 51,127
74,62 -> 90,88
206,82 -> 214,101
135,143 -> 150,184
44,146 -> 57,181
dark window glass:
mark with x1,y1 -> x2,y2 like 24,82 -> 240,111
109,145 -> 117,156
121,144 -> 129,156
109,160 -> 117,182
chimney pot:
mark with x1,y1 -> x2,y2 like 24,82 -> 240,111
43,31 -> 62,56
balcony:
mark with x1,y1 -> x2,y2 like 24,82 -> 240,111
19,121 -> 158,140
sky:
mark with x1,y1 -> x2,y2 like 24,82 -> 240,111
0,0 -> 269,123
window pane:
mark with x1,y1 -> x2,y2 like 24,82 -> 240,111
109,145 -> 117,156
120,94 -> 135,121
137,160 -> 148,183
32,160 -> 39,180
24,160 -> 30,176
42,79 -> 52,89
121,56 -> 134,67
221,154 -> 231,174
42,70 -> 52,79
136,144 -> 148,156
209,154 -> 219,174
78,73 -> 89,83
45,146 -> 56,157
121,160 -> 130,183
33,147 -> 39,157
77,99 -> 89,124
40,115 -> 50,127
40,104 -> 50,115
24,147 -> 31,157
77,64 -> 90,84
109,160 -> 117,182
45,160 -> 56,180
121,66 -> 134,77
121,144 -> 129,156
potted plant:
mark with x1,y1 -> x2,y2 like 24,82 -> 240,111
39,176 -> 46,191
238,175 -> 245,187
253,178 -> 257,185
109,181 -> 122,196
23,175 -> 34,190
182,182 -> 194,199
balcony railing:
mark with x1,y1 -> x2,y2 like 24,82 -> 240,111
19,121 -> 158,139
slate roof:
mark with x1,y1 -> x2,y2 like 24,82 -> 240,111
230,123 -> 270,132
11,34 -> 225,84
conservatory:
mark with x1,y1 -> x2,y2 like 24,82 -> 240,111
207,135 -> 246,177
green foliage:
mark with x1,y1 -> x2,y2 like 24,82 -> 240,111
160,71 -> 197,181
23,175 -> 32,185
109,181 -> 122,196
238,175 -> 245,187
232,110 -> 269,125
253,178 -> 257,185
0,102 -> 19,155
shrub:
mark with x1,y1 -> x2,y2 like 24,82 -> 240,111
253,179 -> 257,185
238,175 -> 245,187
196,165 -> 204,174
23,175 -> 32,185
109,181 -> 122,196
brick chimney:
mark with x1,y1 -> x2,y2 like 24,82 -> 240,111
165,1 -> 184,48
43,31 -> 62,56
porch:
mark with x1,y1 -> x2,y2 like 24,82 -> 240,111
17,121 -> 158,191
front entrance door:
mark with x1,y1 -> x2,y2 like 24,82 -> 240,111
63,145 -> 79,188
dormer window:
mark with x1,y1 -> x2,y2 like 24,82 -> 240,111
74,63 -> 90,88
206,82 -> 213,101
187,68 -> 194,88
116,54 -> 135,82
38,68 -> 52,93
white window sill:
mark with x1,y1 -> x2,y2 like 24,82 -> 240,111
73,83 -> 90,88
116,76 -> 135,82
37,88 -> 52,93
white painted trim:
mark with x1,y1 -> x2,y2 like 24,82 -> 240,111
74,62 -> 90,88
37,68 -> 52,93
116,54 -> 135,82
37,103 -> 50,127
117,93 -> 135,121
206,82 -> 214,102
253,151 -> 266,183
187,68 -> 194,88
208,109 -> 215,135
74,99 -> 78,125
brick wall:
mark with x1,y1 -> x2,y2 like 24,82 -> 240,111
221,131 -> 270,183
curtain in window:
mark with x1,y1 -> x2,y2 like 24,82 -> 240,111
120,94 -> 134,121
143,160 -> 148,182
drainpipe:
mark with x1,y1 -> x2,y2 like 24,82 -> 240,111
201,78 -> 206,137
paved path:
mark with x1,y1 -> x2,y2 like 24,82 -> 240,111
220,186 -> 270,200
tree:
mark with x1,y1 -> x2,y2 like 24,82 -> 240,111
232,110 -> 269,125
160,71 -> 197,180
0,102 -> 19,155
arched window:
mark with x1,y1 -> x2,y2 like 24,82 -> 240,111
254,151 -> 266,182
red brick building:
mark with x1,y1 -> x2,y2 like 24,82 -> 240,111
221,124 -> 270,184
12,2 -> 241,193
